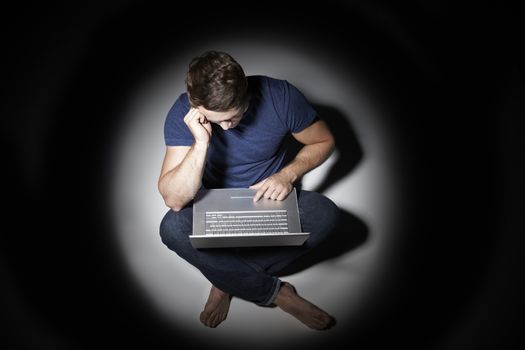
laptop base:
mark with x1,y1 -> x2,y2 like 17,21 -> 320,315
189,233 -> 310,249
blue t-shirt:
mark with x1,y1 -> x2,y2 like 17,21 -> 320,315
164,75 -> 317,188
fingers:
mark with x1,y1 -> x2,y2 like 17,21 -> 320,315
251,178 -> 291,202
199,113 -> 209,125
250,179 -> 265,202
276,190 -> 289,201
183,108 -> 197,124
184,108 -> 207,125
252,187 -> 266,203
184,108 -> 212,143
269,189 -> 280,200
249,179 -> 265,190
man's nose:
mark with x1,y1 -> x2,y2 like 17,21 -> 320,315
220,121 -> 231,130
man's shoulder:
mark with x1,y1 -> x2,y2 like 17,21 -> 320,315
170,92 -> 190,112
248,75 -> 285,85
247,75 -> 289,97
174,92 -> 190,107
167,93 -> 190,116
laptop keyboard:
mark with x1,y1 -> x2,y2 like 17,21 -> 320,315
205,210 -> 289,235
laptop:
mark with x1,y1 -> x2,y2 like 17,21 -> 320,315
190,187 -> 309,249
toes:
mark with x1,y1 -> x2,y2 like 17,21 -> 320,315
316,314 -> 336,330
200,306 -> 230,328
201,310 -> 219,328
312,319 -> 328,330
210,312 -> 218,327
208,311 -> 229,328
304,312 -> 335,330
200,311 -> 209,324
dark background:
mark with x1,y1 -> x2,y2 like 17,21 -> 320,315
2,1 -> 524,349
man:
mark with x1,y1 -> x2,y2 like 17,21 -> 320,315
158,50 -> 340,330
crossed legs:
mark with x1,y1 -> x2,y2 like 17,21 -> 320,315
159,190 -> 339,329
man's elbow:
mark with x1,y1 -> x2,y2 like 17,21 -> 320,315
168,203 -> 184,212
159,183 -> 185,212
162,196 -> 186,212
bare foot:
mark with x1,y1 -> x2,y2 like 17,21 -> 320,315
200,285 -> 232,328
273,282 -> 335,330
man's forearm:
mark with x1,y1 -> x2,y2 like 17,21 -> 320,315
279,140 -> 334,183
159,142 -> 208,211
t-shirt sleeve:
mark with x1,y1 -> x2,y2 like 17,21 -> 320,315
164,94 -> 194,146
272,79 -> 318,133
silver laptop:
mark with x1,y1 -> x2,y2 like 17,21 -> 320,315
190,187 -> 309,249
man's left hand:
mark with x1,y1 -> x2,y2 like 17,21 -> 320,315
250,172 -> 294,202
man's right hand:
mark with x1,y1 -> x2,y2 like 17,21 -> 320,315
184,108 -> 212,144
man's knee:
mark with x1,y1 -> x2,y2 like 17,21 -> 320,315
315,193 -> 340,232
299,191 -> 340,237
159,207 -> 193,249
321,194 -> 340,225
301,190 -> 339,217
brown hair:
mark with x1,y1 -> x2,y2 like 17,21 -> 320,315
185,50 -> 249,111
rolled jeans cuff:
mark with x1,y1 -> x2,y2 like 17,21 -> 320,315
257,277 -> 281,306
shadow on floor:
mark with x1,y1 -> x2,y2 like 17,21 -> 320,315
282,103 -> 363,194
276,102 -> 369,276
276,208 -> 368,277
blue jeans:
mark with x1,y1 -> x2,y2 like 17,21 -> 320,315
159,190 -> 340,306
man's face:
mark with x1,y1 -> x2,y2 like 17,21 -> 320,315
197,105 -> 247,130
